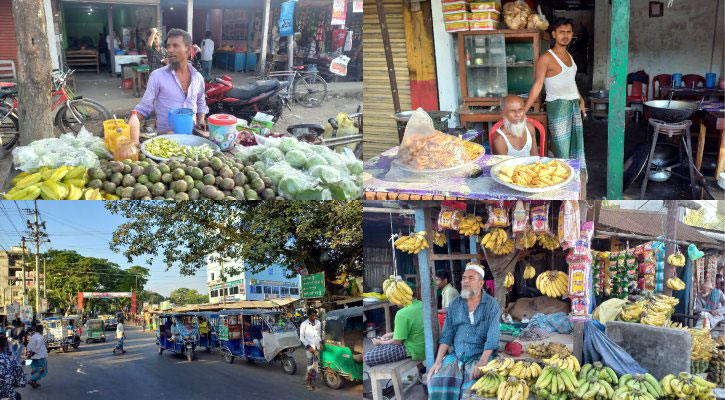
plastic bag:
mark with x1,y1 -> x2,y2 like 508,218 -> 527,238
530,203 -> 550,233
396,108 -> 472,170
511,200 -> 530,234
583,320 -> 647,376
558,200 -> 580,250
486,202 -> 510,228
591,299 -> 627,324
573,221 -> 594,257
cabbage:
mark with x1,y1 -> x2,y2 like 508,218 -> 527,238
265,162 -> 294,186
253,161 -> 267,173
262,147 -> 284,162
285,149 -> 307,168
305,154 -> 327,170
309,165 -> 342,184
328,180 -> 362,200
346,160 -> 363,175
279,137 -> 299,154
278,176 -> 306,198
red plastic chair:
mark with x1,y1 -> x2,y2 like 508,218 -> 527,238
682,74 -> 706,89
489,117 -> 546,157
626,72 -> 649,106
651,74 -> 671,100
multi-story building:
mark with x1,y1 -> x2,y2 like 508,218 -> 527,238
206,257 -> 301,304
0,246 -> 32,309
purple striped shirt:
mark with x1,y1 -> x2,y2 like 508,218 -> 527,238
134,63 -> 209,133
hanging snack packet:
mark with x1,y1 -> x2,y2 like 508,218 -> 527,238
569,262 -> 589,297
572,221 -> 594,256
530,203 -> 550,233
485,202 -> 510,228
438,205 -> 465,231
511,200 -> 529,234
558,200 -> 580,250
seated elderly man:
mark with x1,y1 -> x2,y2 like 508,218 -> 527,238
695,283 -> 725,329
427,263 -> 501,400
492,95 -> 539,157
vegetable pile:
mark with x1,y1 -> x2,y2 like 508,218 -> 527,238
12,129 -> 111,171
235,136 -> 362,200
144,137 -> 215,160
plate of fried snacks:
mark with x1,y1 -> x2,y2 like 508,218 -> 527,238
491,157 -> 574,193
394,130 -> 485,173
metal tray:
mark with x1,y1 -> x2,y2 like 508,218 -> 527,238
140,134 -> 221,161
490,156 -> 575,193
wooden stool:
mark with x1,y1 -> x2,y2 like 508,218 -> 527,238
368,358 -> 420,400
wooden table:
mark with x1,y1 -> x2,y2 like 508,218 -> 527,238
660,86 -> 725,102
132,67 -> 150,98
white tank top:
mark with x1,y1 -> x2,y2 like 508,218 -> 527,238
496,126 -> 532,157
544,49 -> 579,102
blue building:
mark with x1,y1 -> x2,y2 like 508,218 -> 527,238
206,257 -> 301,304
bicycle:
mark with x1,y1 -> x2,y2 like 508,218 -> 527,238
261,62 -> 328,108
0,69 -> 112,150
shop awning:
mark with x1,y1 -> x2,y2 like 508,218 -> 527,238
267,298 -> 299,307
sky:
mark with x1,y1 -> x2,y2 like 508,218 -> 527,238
0,201 -> 208,296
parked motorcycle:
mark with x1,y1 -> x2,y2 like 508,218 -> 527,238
204,75 -> 288,123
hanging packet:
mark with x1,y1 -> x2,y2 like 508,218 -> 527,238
558,200 -> 580,250
530,203 -> 550,233
486,202 -> 510,228
511,200 -> 529,234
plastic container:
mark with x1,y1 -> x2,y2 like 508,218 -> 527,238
103,119 -> 131,153
705,73 -> 717,88
672,73 -> 683,87
168,108 -> 194,134
113,136 -> 138,162
207,114 -> 239,151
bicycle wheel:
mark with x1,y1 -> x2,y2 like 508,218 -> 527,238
55,98 -> 111,137
292,73 -> 328,108
0,106 -> 19,150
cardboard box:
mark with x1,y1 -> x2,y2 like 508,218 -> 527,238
445,21 -> 470,32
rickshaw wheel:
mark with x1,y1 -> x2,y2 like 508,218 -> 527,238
281,355 -> 297,375
224,353 -> 234,364
61,345 -> 68,353
186,348 -> 194,362
72,341 -> 80,349
323,371 -> 344,389
246,357 -> 255,364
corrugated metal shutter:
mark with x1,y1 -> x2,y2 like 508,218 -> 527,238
363,0 -> 411,160
0,0 -> 18,68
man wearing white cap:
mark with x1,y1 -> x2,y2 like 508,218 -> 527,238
427,263 -> 501,400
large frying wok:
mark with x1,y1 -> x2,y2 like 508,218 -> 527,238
643,100 -> 698,123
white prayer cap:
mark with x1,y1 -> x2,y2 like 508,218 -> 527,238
465,262 -> 485,279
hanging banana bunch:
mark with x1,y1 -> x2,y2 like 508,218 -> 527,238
523,264 -> 536,279
433,231 -> 448,247
382,275 -> 413,306
482,228 -> 515,255
517,230 -> 537,249
666,276 -> 686,290
537,233 -> 560,250
504,272 -> 515,288
394,231 -> 429,254
668,251 -> 686,267
459,215 -> 486,237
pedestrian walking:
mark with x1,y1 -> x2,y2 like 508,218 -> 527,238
113,318 -> 127,355
8,321 -> 24,364
200,31 -> 214,80
26,324 -> 48,389
0,335 -> 27,400
299,309 -> 323,391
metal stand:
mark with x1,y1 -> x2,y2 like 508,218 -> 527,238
640,119 -> 696,199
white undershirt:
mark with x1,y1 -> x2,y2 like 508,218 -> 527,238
469,312 -> 475,324
544,49 -> 579,102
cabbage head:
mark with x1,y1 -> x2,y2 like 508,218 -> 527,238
305,154 -> 327,170
262,147 -> 285,162
309,165 -> 342,185
285,149 -> 307,168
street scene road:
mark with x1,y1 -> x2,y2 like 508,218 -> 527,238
16,324 -> 361,400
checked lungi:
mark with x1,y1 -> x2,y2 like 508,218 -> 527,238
363,343 -> 407,367
427,353 -> 478,400
547,99 -> 586,170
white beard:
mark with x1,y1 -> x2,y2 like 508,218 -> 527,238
504,118 -> 527,138
460,288 -> 479,299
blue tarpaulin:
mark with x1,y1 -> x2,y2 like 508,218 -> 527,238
583,320 -> 647,376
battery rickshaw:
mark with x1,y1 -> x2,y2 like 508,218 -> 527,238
189,311 -> 220,352
84,319 -> 106,343
320,306 -> 363,389
156,313 -> 199,361
62,317 -> 82,350
217,309 -> 301,374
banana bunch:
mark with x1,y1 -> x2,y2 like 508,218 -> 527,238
394,231 -> 429,254
362,292 -> 387,300
504,272 -> 515,288
498,377 -> 530,400
4,165 -> 90,200
639,311 -> 667,326
524,264 -> 537,280
661,372 -> 716,400
612,373 -> 663,400
574,375 -> 615,400
692,359 -> 710,374
481,357 -> 516,376
508,361 -> 543,385
482,228 -> 515,255
471,371 -> 505,398
706,348 -> 725,388
528,343 -> 572,359
667,252 -> 686,267
543,353 -> 581,373
579,362 -> 618,386
666,277 -> 686,291
663,320 -> 685,329
432,231 -> 448,247
619,301 -> 645,322
517,230 -> 538,249
534,364 -> 580,399
382,275 -> 413,306
690,328 -> 716,362
459,215 -> 485,236
537,233 -> 561,250
536,271 -> 569,298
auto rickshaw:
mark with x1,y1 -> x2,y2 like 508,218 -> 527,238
62,317 -> 82,350
41,318 -> 69,352
156,313 -> 199,361
216,309 -> 300,374
189,311 -> 219,352
320,306 -> 363,389
84,319 -> 106,343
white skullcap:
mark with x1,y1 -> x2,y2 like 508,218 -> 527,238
465,263 -> 485,279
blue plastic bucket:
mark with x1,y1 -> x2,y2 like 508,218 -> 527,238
706,73 -> 717,88
168,108 -> 194,134
672,73 -> 683,88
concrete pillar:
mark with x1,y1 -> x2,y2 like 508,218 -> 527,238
592,0 -> 611,90
430,0 -> 461,127
156,4 -> 161,29
260,0 -> 271,74
187,0 -> 193,37
43,0 -> 59,71
108,4 -> 115,75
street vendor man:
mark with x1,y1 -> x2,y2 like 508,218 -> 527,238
129,28 -> 208,139
492,95 -> 540,157
427,263 -> 501,400
694,283 -> 725,329
523,17 -> 587,178
436,270 -> 460,310
364,281 -> 425,367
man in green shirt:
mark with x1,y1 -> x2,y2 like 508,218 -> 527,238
436,270 -> 460,310
364,294 -> 425,366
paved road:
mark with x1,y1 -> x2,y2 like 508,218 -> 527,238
16,325 -> 361,400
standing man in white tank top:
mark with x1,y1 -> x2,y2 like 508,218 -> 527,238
523,18 -> 588,188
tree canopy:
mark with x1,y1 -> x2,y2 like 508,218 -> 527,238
169,288 -> 208,305
105,201 -> 362,281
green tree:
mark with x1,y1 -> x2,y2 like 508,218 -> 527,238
138,290 -> 165,306
44,250 -> 100,315
685,207 -> 725,231
105,201 -> 362,283
169,288 -> 208,305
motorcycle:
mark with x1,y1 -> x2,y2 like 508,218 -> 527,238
205,75 -> 288,124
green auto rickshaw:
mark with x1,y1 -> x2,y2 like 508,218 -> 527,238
320,306 -> 363,389
84,319 -> 106,343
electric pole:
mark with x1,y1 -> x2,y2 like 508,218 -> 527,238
24,201 -> 49,315
20,237 -> 26,305
221,259 -> 226,306
663,200 -> 679,296
43,255 -> 46,298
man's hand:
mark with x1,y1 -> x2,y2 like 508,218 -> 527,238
579,98 -> 587,119
371,338 -> 381,346
195,118 -> 207,131
427,361 -> 442,384
381,332 -> 394,340
471,360 -> 486,380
